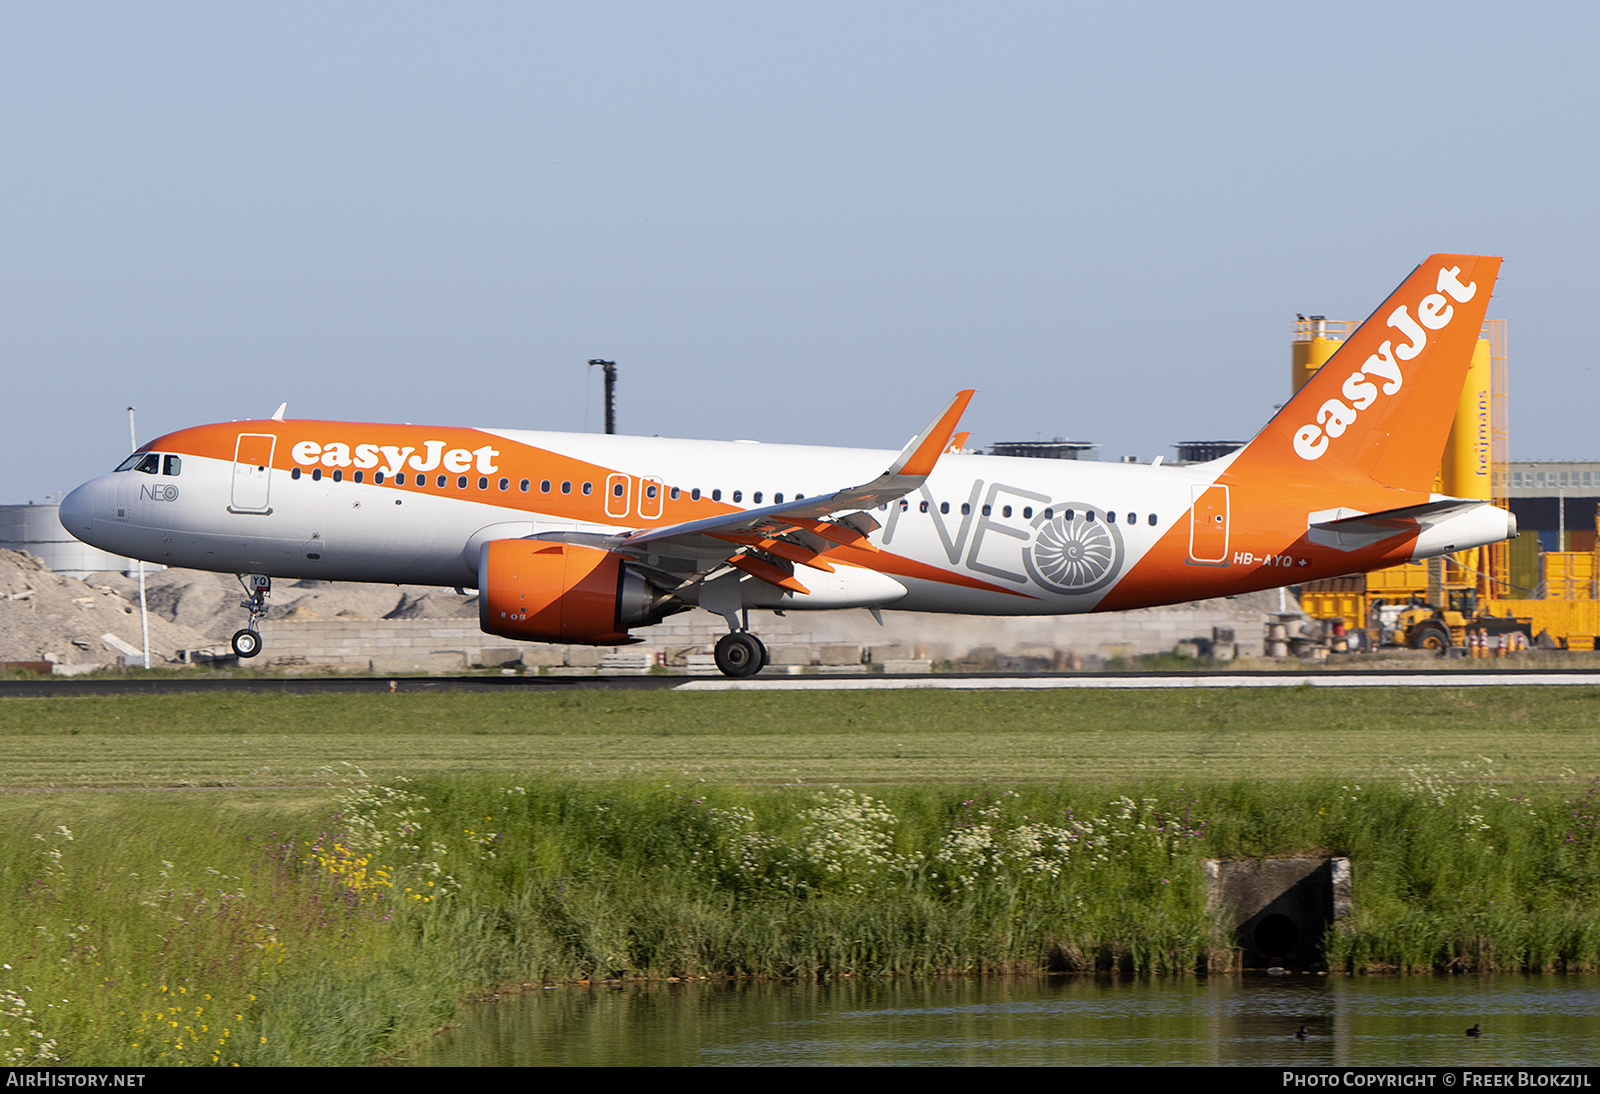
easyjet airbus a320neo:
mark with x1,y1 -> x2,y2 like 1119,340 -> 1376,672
61,254 -> 1514,677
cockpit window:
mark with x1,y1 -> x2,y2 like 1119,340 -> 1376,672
163,455 -> 182,476
119,453 -> 161,474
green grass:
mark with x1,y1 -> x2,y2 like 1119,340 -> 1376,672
1,685 -> 1598,787
2,686 -> 1599,1064
4,771 -> 1600,1065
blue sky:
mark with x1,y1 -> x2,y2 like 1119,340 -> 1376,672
5,2 -> 1596,502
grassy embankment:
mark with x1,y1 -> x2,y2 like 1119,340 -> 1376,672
1,686 -> 1599,1065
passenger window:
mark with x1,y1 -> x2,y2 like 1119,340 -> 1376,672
940,502 -> 949,514
712,489 -> 722,502
519,479 -> 529,492
375,471 -> 386,484
582,482 -> 592,495
1106,511 -> 1116,523
753,492 -> 763,504
561,481 -> 571,494
457,476 -> 468,489
163,455 -> 182,476
691,488 -> 701,501
1023,507 -> 1033,519
436,474 -> 447,487
332,469 -> 343,482
611,482 -> 623,497
981,504 -> 990,516
1086,511 -> 1095,521
646,484 -> 658,500
1002,505 -> 1012,517
541,480 -> 551,493
499,478 -> 509,491
478,477 -> 488,490
1147,514 -> 1158,526
1127,512 -> 1136,525
395,473 -> 406,485
733,490 -> 742,503
961,503 -> 971,515
900,500 -> 909,511
354,471 -> 364,483
920,501 -> 929,513
292,467 -> 302,480
1044,508 -> 1054,520
313,468 -> 323,482
774,493 -> 783,504
670,487 -> 680,500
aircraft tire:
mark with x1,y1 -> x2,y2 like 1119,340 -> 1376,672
1409,622 -> 1450,653
714,632 -> 765,678
231,629 -> 263,659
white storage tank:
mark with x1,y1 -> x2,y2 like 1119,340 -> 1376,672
0,495 -> 141,578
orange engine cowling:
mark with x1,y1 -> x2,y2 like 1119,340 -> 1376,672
478,540 -> 672,645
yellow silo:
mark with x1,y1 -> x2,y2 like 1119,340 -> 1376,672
1440,337 -> 1494,500
1291,316 -> 1347,393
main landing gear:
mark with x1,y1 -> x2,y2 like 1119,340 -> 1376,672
231,573 -> 271,659
713,628 -> 769,678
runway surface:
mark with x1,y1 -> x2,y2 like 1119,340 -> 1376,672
5,667 -> 1600,698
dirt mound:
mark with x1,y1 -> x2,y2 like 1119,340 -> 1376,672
385,590 -> 480,620
84,569 -> 478,639
0,550 -> 216,667
1,551 -> 482,668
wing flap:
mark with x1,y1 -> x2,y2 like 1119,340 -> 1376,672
618,389 -> 972,554
526,390 -> 973,596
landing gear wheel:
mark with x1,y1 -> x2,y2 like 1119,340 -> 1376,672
231,629 -> 262,659
1409,622 -> 1450,653
714,632 -> 766,678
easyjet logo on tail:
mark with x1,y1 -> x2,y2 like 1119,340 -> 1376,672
1292,265 -> 1478,461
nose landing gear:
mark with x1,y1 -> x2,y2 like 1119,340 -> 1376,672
231,574 -> 271,659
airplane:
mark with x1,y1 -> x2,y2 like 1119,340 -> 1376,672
60,253 -> 1512,677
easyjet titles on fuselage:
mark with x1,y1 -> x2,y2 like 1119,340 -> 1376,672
290,439 -> 501,476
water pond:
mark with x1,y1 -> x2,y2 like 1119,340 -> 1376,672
407,973 -> 1600,1067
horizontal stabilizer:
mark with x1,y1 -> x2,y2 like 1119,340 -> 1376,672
1308,498 -> 1515,556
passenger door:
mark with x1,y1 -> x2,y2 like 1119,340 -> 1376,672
230,433 -> 276,514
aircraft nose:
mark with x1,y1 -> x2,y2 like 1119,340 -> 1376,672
58,481 -> 100,542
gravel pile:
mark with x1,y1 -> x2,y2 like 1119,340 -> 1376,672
0,550 -> 478,668
0,550 -> 215,666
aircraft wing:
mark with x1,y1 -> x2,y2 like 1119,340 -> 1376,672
540,390 -> 974,594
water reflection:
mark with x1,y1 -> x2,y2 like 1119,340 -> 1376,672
408,974 -> 1600,1067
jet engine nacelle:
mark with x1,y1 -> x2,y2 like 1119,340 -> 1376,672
478,540 -> 676,645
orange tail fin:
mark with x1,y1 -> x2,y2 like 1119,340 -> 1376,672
1237,254 -> 1501,493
